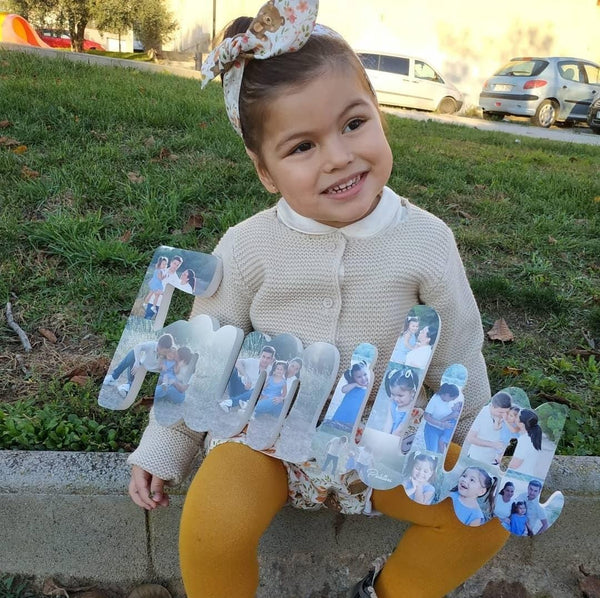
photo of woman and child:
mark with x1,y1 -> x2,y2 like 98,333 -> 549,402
465,390 -> 551,477
390,313 -> 438,371
154,344 -> 198,405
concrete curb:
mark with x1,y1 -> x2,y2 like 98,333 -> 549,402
2,451 -> 599,597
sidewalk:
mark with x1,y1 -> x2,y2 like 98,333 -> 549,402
2,450 -> 599,597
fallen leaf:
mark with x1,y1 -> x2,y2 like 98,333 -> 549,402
569,156 -> 578,163
39,328 -> 57,343
120,229 -> 132,242
0,120 -> 11,128
70,375 -> 89,386
63,357 -> 110,380
594,197 -> 600,203
548,236 -> 557,244
42,578 -> 69,597
127,171 -> 145,184
21,165 -> 39,178
183,213 -> 204,232
487,318 -> 514,342
198,121 -> 208,128
13,144 -> 28,154
502,366 -> 522,376
144,135 -> 155,147
0,135 -> 19,147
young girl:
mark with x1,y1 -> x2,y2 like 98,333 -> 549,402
423,382 -> 461,453
390,316 -> 419,364
402,453 -> 437,505
156,346 -> 179,391
449,467 -> 497,527
253,360 -> 288,417
509,501 -> 532,536
126,3 -> 508,596
144,256 -> 168,313
382,368 -> 418,436
329,361 -> 370,431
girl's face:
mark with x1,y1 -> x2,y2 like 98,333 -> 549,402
390,384 -> 414,407
458,469 -> 487,498
166,347 -> 177,360
408,320 -> 419,334
517,503 -> 526,515
412,459 -> 434,482
287,361 -> 300,378
158,258 -> 167,268
507,409 -> 519,424
353,367 -> 369,386
274,363 -> 286,377
248,65 -> 393,228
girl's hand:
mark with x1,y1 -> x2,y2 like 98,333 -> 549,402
129,465 -> 169,510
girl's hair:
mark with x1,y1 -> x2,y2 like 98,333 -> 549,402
384,367 -> 418,396
511,500 -> 527,515
438,383 -> 460,398
508,405 -> 521,415
344,361 -> 368,383
270,360 -> 288,376
156,256 -> 168,268
519,408 -> 543,450
452,467 -> 498,510
402,316 -> 419,332
220,18 -> 378,153
499,481 -> 515,496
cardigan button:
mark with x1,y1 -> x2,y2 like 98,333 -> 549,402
322,298 -> 333,308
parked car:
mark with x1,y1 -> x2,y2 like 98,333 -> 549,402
357,52 -> 464,114
37,29 -> 105,51
587,94 -> 600,134
479,56 -> 600,128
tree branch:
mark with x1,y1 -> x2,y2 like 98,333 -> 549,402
5,302 -> 32,353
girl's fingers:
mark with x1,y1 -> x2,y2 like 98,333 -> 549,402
129,465 -> 167,510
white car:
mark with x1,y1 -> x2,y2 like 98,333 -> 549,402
357,51 -> 464,114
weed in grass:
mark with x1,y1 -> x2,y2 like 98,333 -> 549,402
0,50 -> 599,455
0,576 -> 38,598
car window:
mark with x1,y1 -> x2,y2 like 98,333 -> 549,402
357,53 -> 380,71
495,60 -> 548,77
558,63 -> 581,82
414,60 -> 443,83
379,55 -> 409,76
581,63 -> 600,85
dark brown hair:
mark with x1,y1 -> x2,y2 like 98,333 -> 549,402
220,18 -> 378,154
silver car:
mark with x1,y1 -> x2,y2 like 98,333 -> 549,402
479,56 -> 600,128
357,52 -> 464,114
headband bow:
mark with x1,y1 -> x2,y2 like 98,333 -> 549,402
200,0 -> 319,136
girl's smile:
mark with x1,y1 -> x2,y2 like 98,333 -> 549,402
247,64 -> 393,228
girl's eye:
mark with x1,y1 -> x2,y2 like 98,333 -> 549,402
291,141 -> 314,154
344,118 -> 365,133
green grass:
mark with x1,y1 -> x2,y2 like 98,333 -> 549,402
0,49 -> 599,455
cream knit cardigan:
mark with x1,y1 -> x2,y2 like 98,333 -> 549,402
128,188 -> 490,484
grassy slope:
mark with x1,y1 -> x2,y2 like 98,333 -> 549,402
0,49 -> 599,454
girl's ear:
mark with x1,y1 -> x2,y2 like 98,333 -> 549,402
246,147 -> 278,194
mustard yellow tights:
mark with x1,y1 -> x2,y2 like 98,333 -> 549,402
179,442 -> 509,598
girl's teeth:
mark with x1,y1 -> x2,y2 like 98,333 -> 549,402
328,175 -> 360,193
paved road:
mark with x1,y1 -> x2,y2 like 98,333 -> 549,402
383,106 -> 600,147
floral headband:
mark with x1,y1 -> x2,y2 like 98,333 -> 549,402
200,0 -> 319,136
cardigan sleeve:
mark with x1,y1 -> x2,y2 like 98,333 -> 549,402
419,227 -> 491,443
127,409 -> 206,485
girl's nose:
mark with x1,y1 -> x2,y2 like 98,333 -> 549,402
322,136 -> 353,171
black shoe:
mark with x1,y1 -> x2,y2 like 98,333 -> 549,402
348,570 -> 377,597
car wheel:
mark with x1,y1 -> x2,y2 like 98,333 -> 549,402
482,111 -> 504,121
437,97 -> 458,114
532,99 -> 557,128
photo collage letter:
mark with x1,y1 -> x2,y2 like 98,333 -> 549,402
100,248 -> 566,536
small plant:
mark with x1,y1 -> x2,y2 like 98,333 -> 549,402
0,576 -> 39,598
